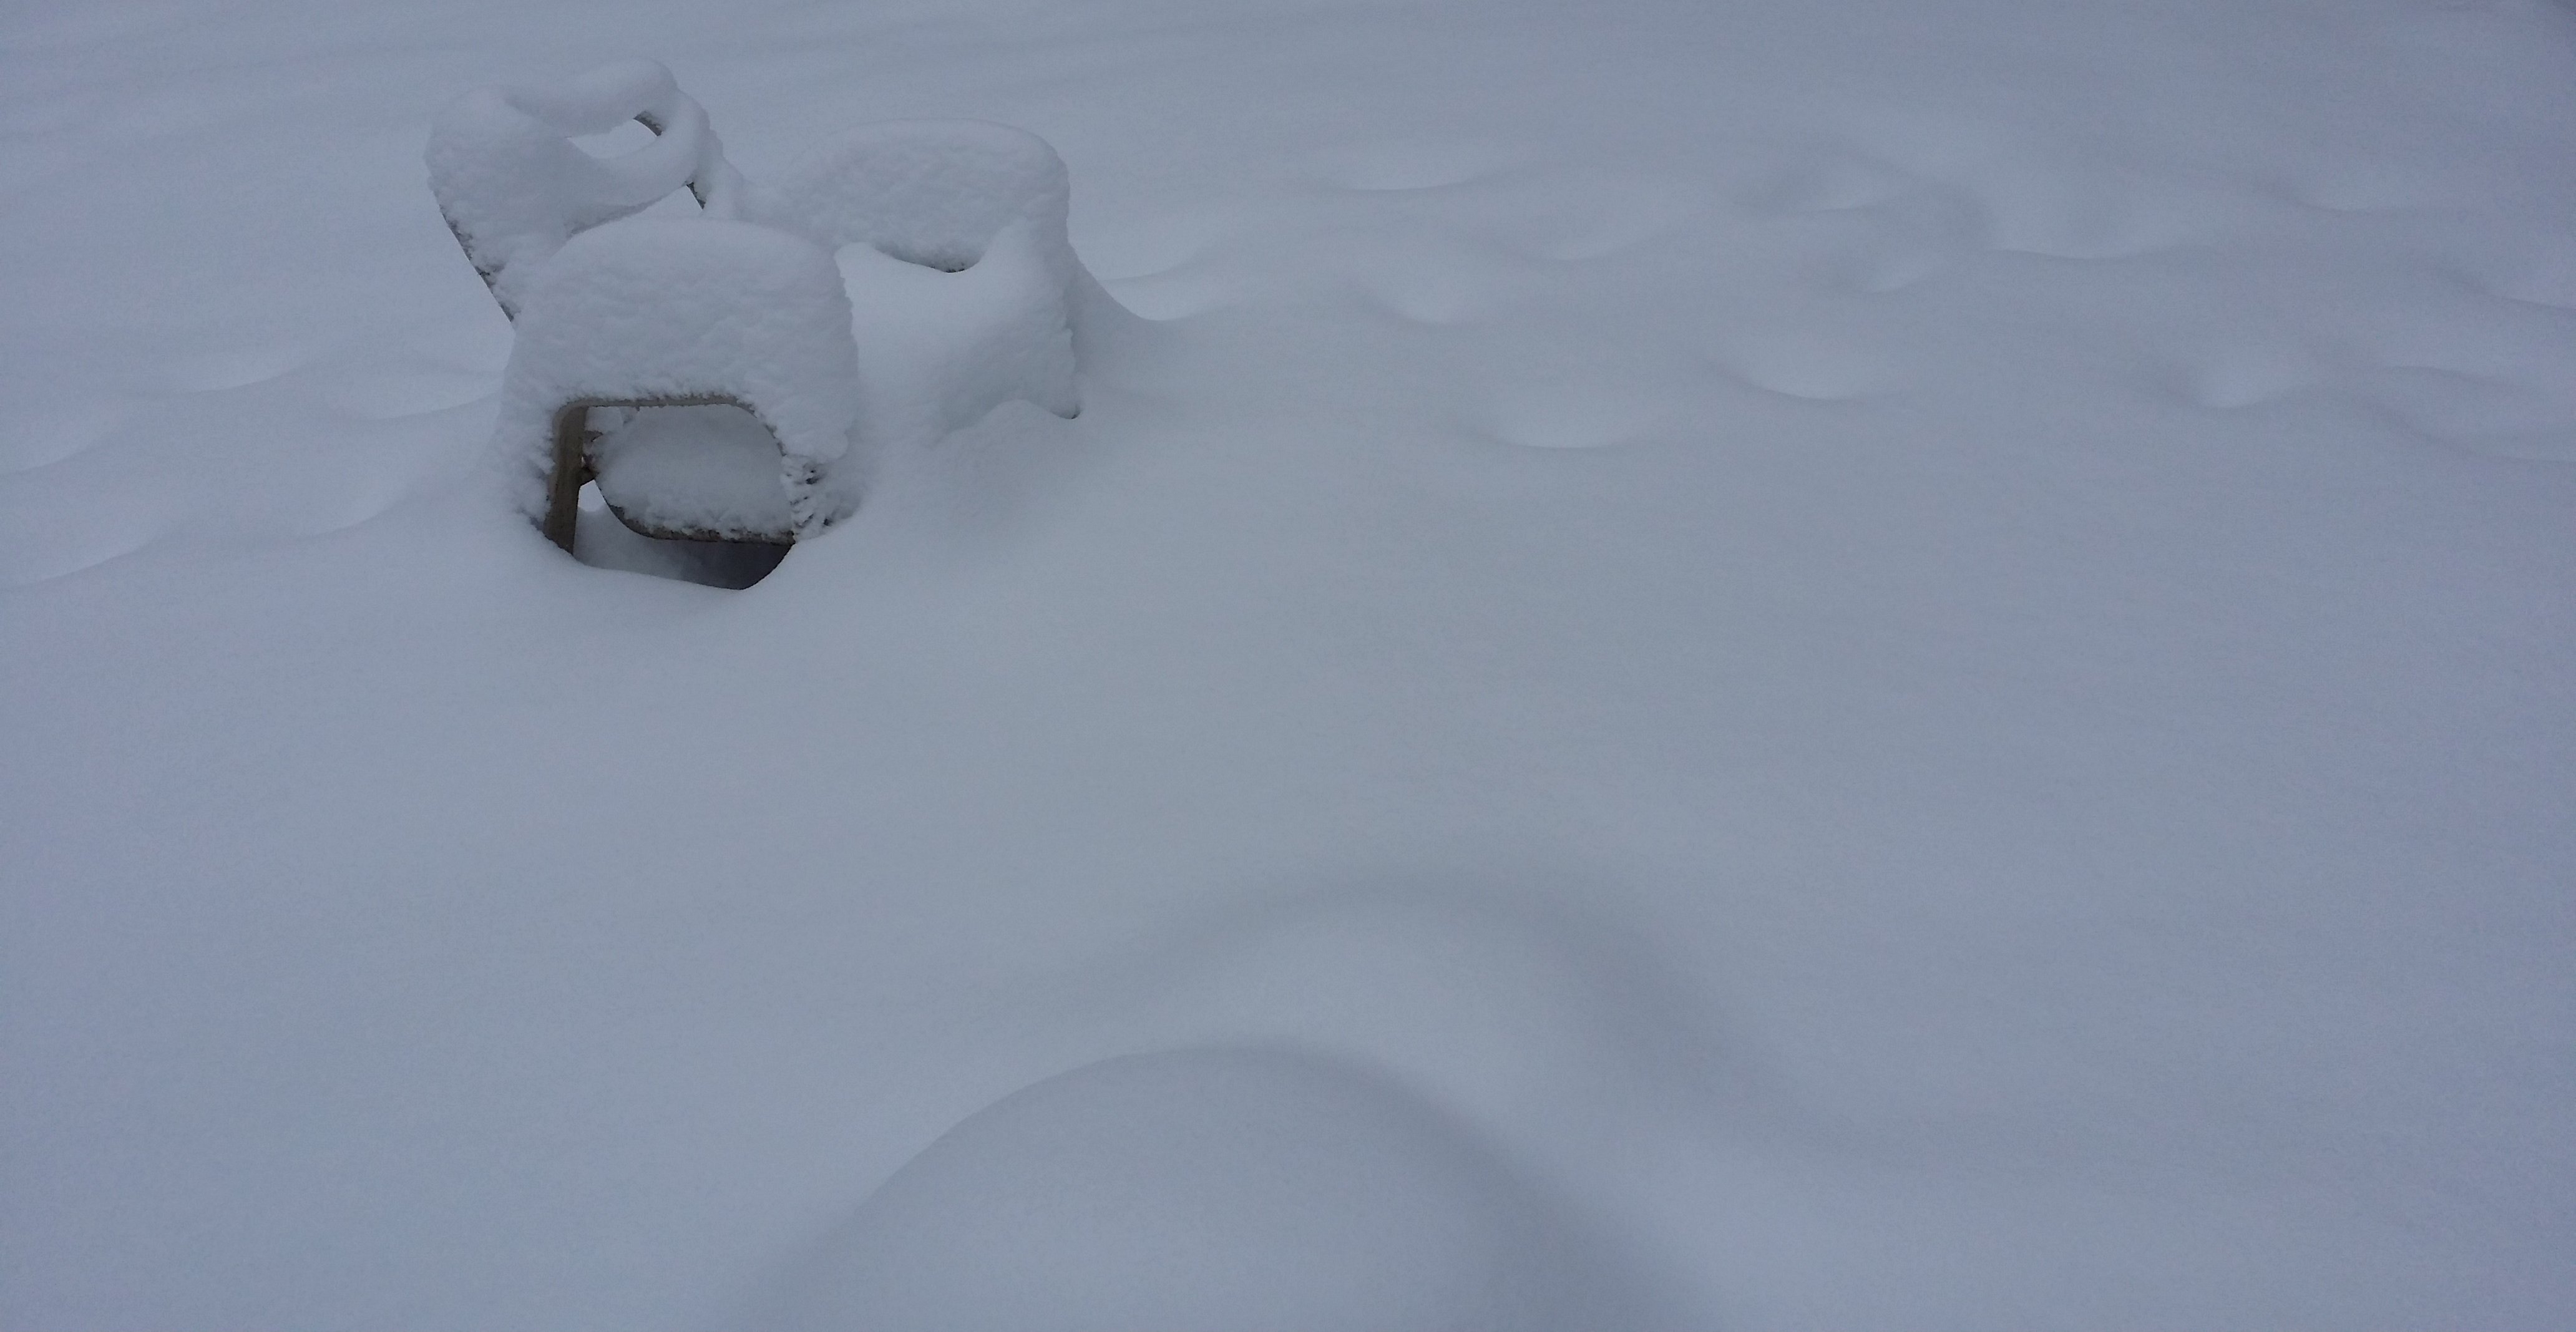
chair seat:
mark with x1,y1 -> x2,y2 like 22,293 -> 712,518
590,404 -> 799,542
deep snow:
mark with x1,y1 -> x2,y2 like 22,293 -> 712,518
5,0 -> 2575,1327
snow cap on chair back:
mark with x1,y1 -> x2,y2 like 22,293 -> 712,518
427,59 -> 749,318
764,120 -> 1088,427
489,217 -> 864,532
761,120 -> 1071,275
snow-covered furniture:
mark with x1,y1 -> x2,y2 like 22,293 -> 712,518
427,61 -> 1090,553
490,218 -> 862,547
770,122 -> 1085,442
426,60 -> 748,323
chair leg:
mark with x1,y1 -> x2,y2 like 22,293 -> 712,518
542,402 -> 595,553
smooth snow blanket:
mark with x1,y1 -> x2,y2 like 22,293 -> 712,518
6,0 -> 2576,1328
747,1047 -> 1657,1332
491,216 -> 859,537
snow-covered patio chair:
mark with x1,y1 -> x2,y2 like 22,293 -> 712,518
427,60 -> 1092,555
764,120 -> 1085,441
427,59 -> 748,323
490,218 -> 862,549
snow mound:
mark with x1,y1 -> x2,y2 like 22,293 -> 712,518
489,216 -> 861,538
746,1047 -> 1654,1332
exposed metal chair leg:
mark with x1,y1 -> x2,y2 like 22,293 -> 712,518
543,402 -> 596,554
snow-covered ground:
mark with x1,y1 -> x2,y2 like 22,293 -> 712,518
7,0 -> 2575,1326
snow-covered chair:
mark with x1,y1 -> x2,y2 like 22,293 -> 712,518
766,120 -> 1084,439
426,60 -> 1092,553
489,218 -> 862,548
426,59 -> 749,322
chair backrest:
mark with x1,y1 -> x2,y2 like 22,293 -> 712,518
426,59 -> 750,319
487,217 -> 864,548
761,120 -> 1088,430
757,120 -> 1072,274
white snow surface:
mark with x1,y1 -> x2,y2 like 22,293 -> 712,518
6,0 -> 2576,1328
749,1046 -> 1666,1331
